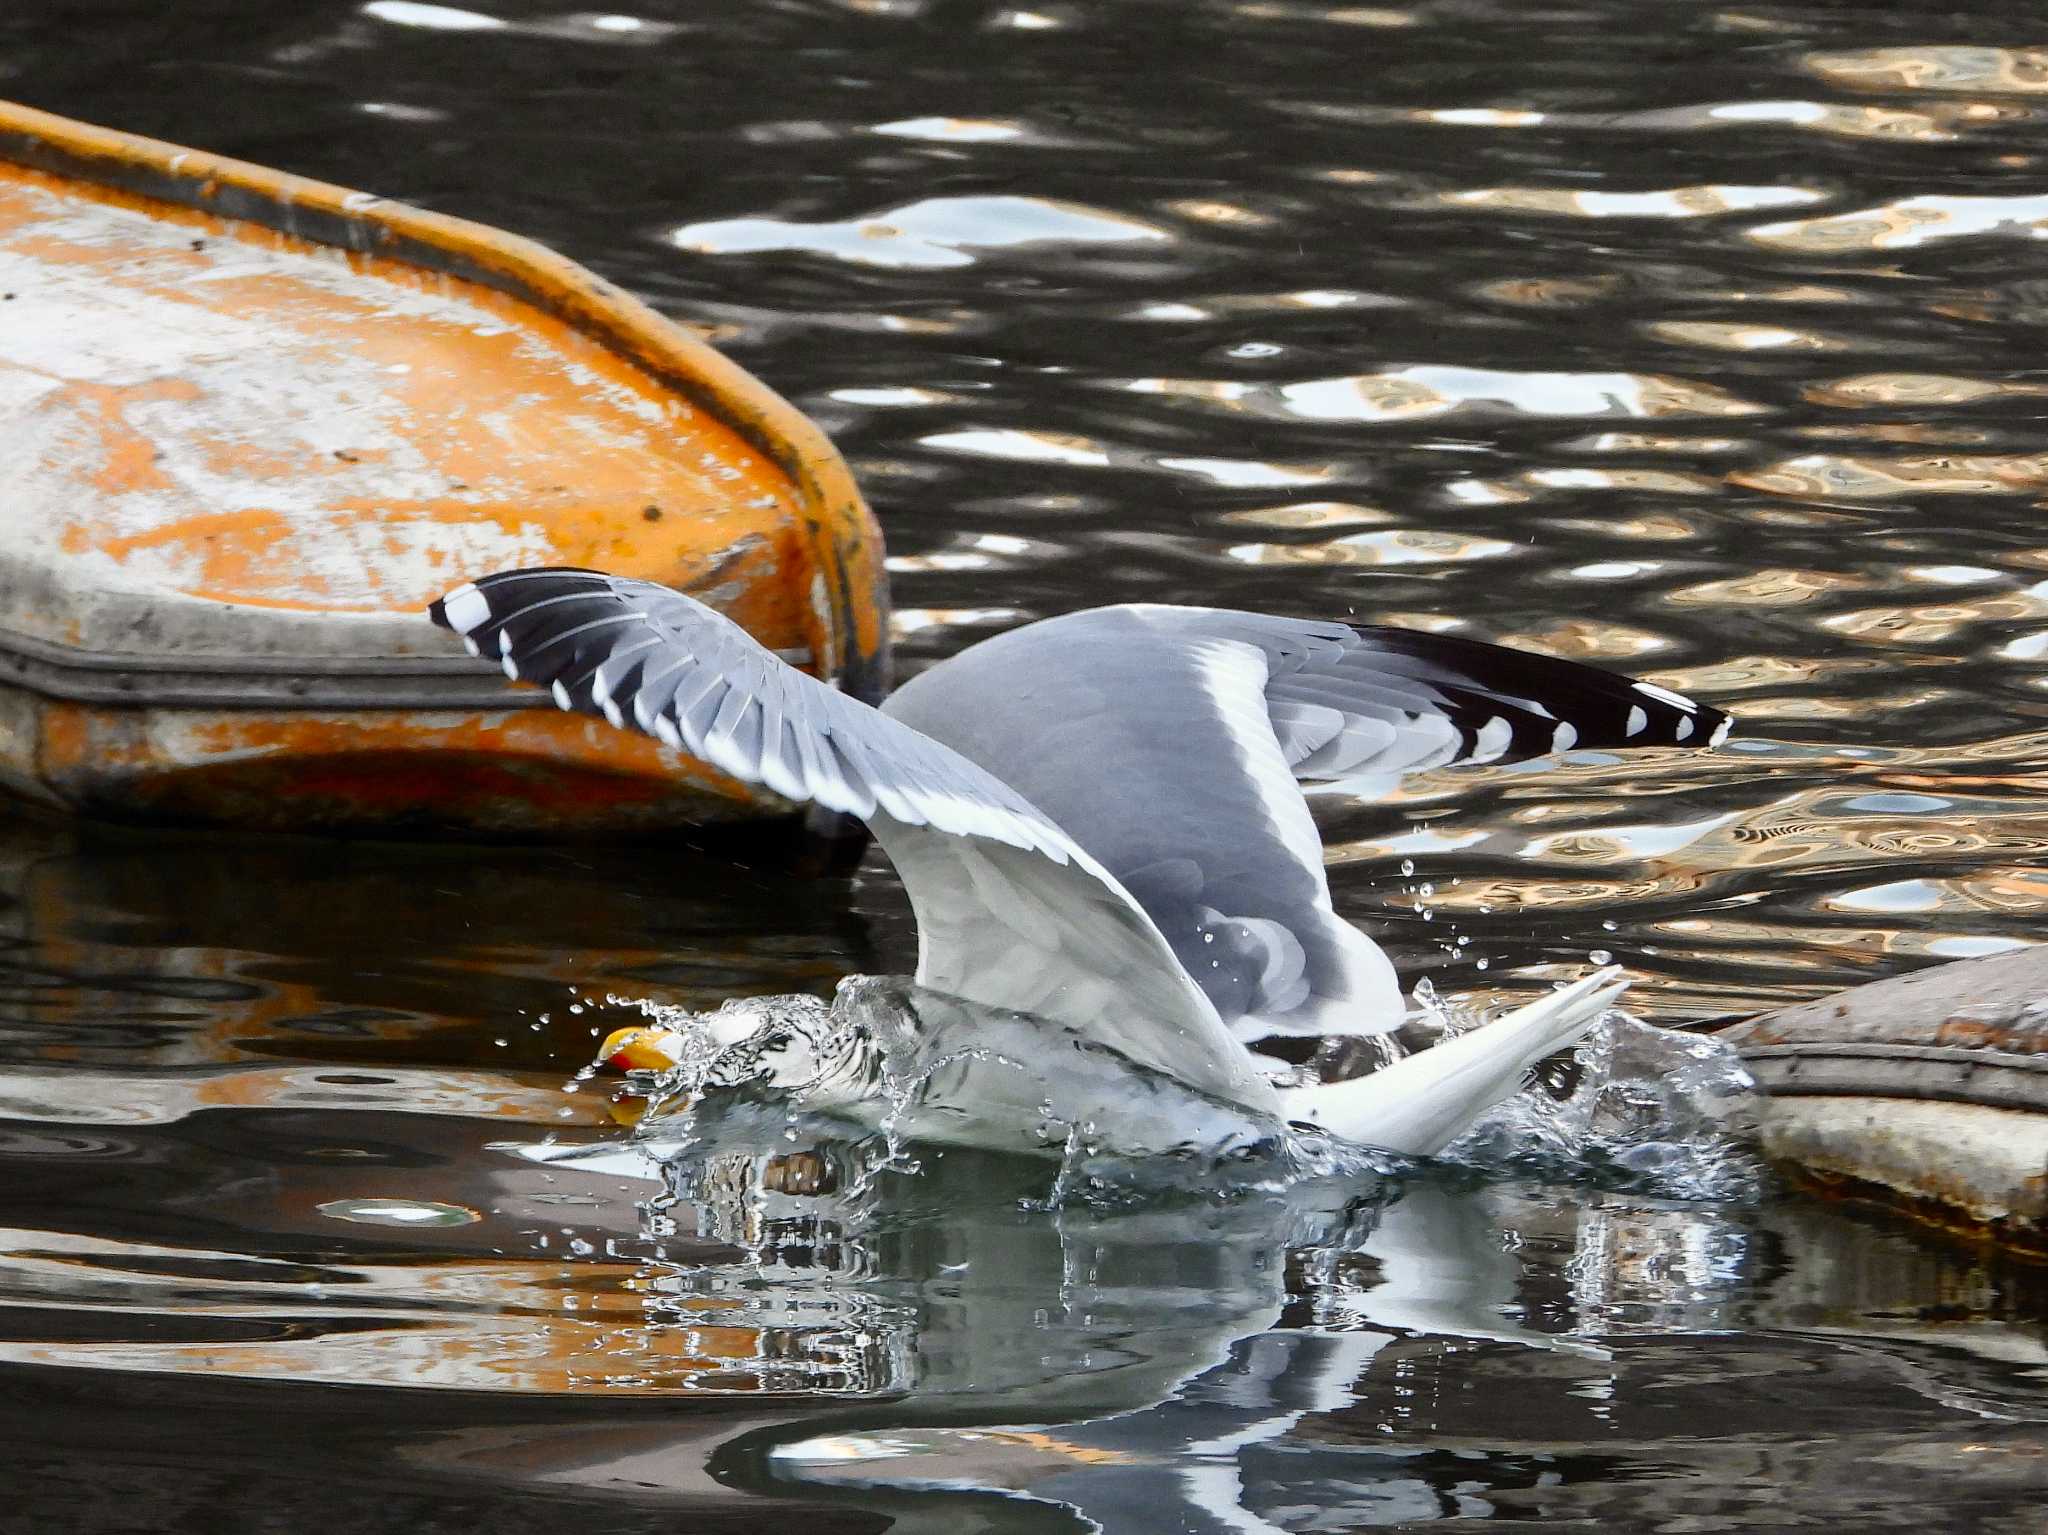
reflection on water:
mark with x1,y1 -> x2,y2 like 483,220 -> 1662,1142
0,816 -> 2041,1532
672,194 -> 1169,268
7,0 -> 2048,1526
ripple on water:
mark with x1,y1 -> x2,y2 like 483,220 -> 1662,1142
1804,371 -> 2048,407
1804,44 -> 2048,95
1126,365 -> 1766,422
670,195 -> 1170,268
1225,526 -> 1516,567
361,1 -> 685,41
1437,183 -> 1826,220
1751,192 -> 2048,251
1734,451 -> 2048,497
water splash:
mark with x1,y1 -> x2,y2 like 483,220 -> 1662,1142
1442,1002 -> 1765,1200
613,978 -> 1313,1198
596,974 -> 1761,1206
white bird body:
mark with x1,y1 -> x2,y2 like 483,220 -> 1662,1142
431,571 -> 1727,1156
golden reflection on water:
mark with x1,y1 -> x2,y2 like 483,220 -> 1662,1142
1564,432 -> 1746,454
1213,500 -> 1393,529
1473,274 -> 1624,307
1680,653 -> 1889,693
1441,183 -> 1822,220
1230,2 -> 1415,26
1733,451 -> 2048,497
1164,197 -> 1276,227
1804,372 -> 2048,407
1819,598 -> 2039,646
1646,319 -> 1845,352
0,1236 -> 853,1395
1669,568 -> 1871,608
1795,422 -> 2001,447
1751,192 -> 2048,252
1487,618 -> 1671,660
1401,95 -> 1996,143
1225,527 -> 1513,567
1127,366 -> 1766,422
1551,510 -> 1707,541
1805,44 -> 2048,95
1700,101 -> 1971,142
1521,466 -> 1720,494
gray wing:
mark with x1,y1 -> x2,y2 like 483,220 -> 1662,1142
881,609 -> 1407,1044
882,604 -> 1731,1045
1132,606 -> 1732,782
429,570 -> 1273,1112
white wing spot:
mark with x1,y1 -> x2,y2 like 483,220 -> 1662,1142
1675,714 -> 1694,741
551,680 -> 572,709
1625,705 -> 1648,737
1709,716 -> 1733,747
439,583 -> 490,634
1552,720 -> 1578,752
501,648 -> 520,681
1472,715 -> 1513,763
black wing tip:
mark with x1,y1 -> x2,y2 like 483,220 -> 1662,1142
427,567 -> 618,632
1341,620 -> 1734,758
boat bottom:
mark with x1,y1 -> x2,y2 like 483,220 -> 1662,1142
4,695 -> 825,841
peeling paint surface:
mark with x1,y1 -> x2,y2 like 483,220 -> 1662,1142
0,167 -> 804,657
0,103 -> 886,833
1759,1097 -> 2048,1233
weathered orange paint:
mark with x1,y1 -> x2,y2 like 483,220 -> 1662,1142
31,701 -> 790,834
0,98 -> 889,836
1,165 -> 807,618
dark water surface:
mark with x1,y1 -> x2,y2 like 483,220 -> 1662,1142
5,1 -> 2048,1529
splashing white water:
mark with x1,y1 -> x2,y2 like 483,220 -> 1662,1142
589,974 -> 1761,1204
1441,999 -> 1764,1200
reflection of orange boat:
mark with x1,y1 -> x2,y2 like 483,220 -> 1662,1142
0,99 -> 887,835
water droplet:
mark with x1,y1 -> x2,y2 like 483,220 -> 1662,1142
1588,949 -> 1613,965
1399,858 -> 1416,877
1475,958 -> 1490,970
1602,920 -> 1618,932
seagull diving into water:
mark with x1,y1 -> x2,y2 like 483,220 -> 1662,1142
431,570 -> 1730,1157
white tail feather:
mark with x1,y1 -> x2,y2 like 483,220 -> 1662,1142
1281,966 -> 1626,1156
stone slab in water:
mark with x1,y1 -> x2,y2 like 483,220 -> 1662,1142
1718,947 -> 2048,1246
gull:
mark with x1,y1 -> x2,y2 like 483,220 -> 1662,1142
431,569 -> 1729,1156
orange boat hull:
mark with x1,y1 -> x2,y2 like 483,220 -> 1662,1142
0,99 -> 887,835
